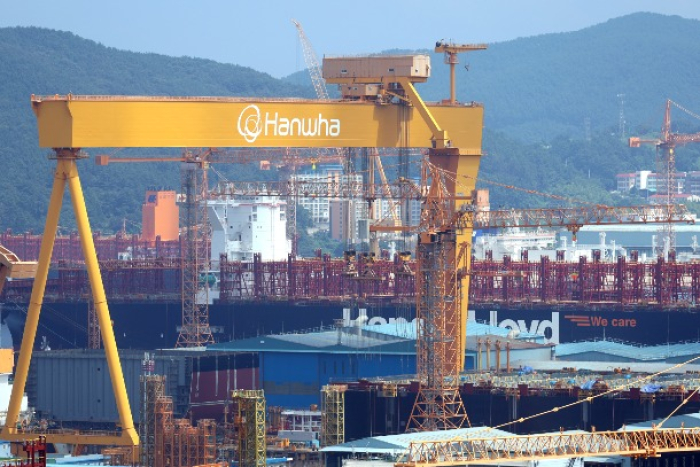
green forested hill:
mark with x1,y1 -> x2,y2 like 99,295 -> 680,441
3,13 -> 700,234
424,12 -> 700,140
0,27 -> 314,233
287,13 -> 700,141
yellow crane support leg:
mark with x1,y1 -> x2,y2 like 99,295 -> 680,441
2,156 -> 66,436
2,149 -> 138,447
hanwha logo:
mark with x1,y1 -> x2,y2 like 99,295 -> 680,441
237,104 -> 262,143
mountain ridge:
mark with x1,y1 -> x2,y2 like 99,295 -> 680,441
2,13 -> 700,233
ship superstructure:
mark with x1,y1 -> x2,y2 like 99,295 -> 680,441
208,192 -> 291,264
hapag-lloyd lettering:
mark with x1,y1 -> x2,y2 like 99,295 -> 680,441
342,308 -> 417,327
342,308 -> 560,345
264,112 -> 340,138
488,310 -> 560,344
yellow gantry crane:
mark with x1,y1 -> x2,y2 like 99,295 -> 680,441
3,51 -> 483,450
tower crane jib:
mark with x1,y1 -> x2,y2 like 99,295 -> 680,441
292,19 -> 330,101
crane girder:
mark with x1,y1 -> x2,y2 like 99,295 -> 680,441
95,147 -> 342,169
30,95 -> 483,151
211,179 -> 695,232
669,132 -> 700,146
211,178 -> 424,200
396,427 -> 700,467
461,204 -> 695,231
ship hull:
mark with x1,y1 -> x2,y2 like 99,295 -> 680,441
2,301 -> 699,350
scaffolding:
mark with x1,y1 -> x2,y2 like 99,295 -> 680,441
140,374 -> 216,467
231,389 -> 266,467
320,384 -> 347,447
140,375 -> 166,467
7,229 -> 700,308
102,446 -> 134,466
407,231 -> 468,431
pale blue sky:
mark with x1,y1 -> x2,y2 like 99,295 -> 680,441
2,0 -> 700,78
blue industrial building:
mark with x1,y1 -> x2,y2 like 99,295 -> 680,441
208,326 -> 416,408
208,320 -> 551,408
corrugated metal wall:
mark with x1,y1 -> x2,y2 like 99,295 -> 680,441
27,349 -> 190,424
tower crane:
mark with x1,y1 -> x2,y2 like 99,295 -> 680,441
217,168 -> 694,432
97,147 -> 320,347
629,99 -> 700,252
293,19 -> 396,249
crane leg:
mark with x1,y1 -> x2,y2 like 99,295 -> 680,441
2,150 -> 138,447
3,154 -> 68,435
66,155 -> 138,446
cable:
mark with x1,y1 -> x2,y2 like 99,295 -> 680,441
463,353 -> 700,439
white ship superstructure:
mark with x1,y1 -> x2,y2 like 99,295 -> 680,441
473,227 -> 557,260
208,194 -> 291,264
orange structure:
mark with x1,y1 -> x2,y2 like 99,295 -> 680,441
629,99 -> 700,250
142,190 -> 179,244
141,375 -> 216,467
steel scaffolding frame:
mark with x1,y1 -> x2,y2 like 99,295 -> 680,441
231,389 -> 266,467
0,230 -> 182,263
6,243 -> 700,307
140,375 -> 166,467
320,384 -> 347,447
143,374 -> 216,467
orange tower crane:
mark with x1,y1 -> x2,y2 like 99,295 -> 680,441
224,169 -> 693,433
629,99 -> 700,251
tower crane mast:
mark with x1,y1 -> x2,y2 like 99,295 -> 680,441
629,99 -> 700,252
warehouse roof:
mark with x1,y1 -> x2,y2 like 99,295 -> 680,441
209,320 -> 546,354
555,339 -> 700,361
207,326 -> 416,354
619,412 -> 700,430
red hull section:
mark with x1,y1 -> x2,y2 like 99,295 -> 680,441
188,354 -> 259,421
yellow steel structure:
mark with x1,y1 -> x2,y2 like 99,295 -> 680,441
31,95 -> 482,150
231,390 -> 266,467
14,56 -> 484,448
30,91 -> 482,366
1,149 -> 138,449
396,427 -> 700,467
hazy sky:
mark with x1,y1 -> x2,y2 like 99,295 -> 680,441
3,0 -> 700,78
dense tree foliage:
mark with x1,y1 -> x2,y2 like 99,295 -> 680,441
0,27 -> 313,233
3,13 -> 700,235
